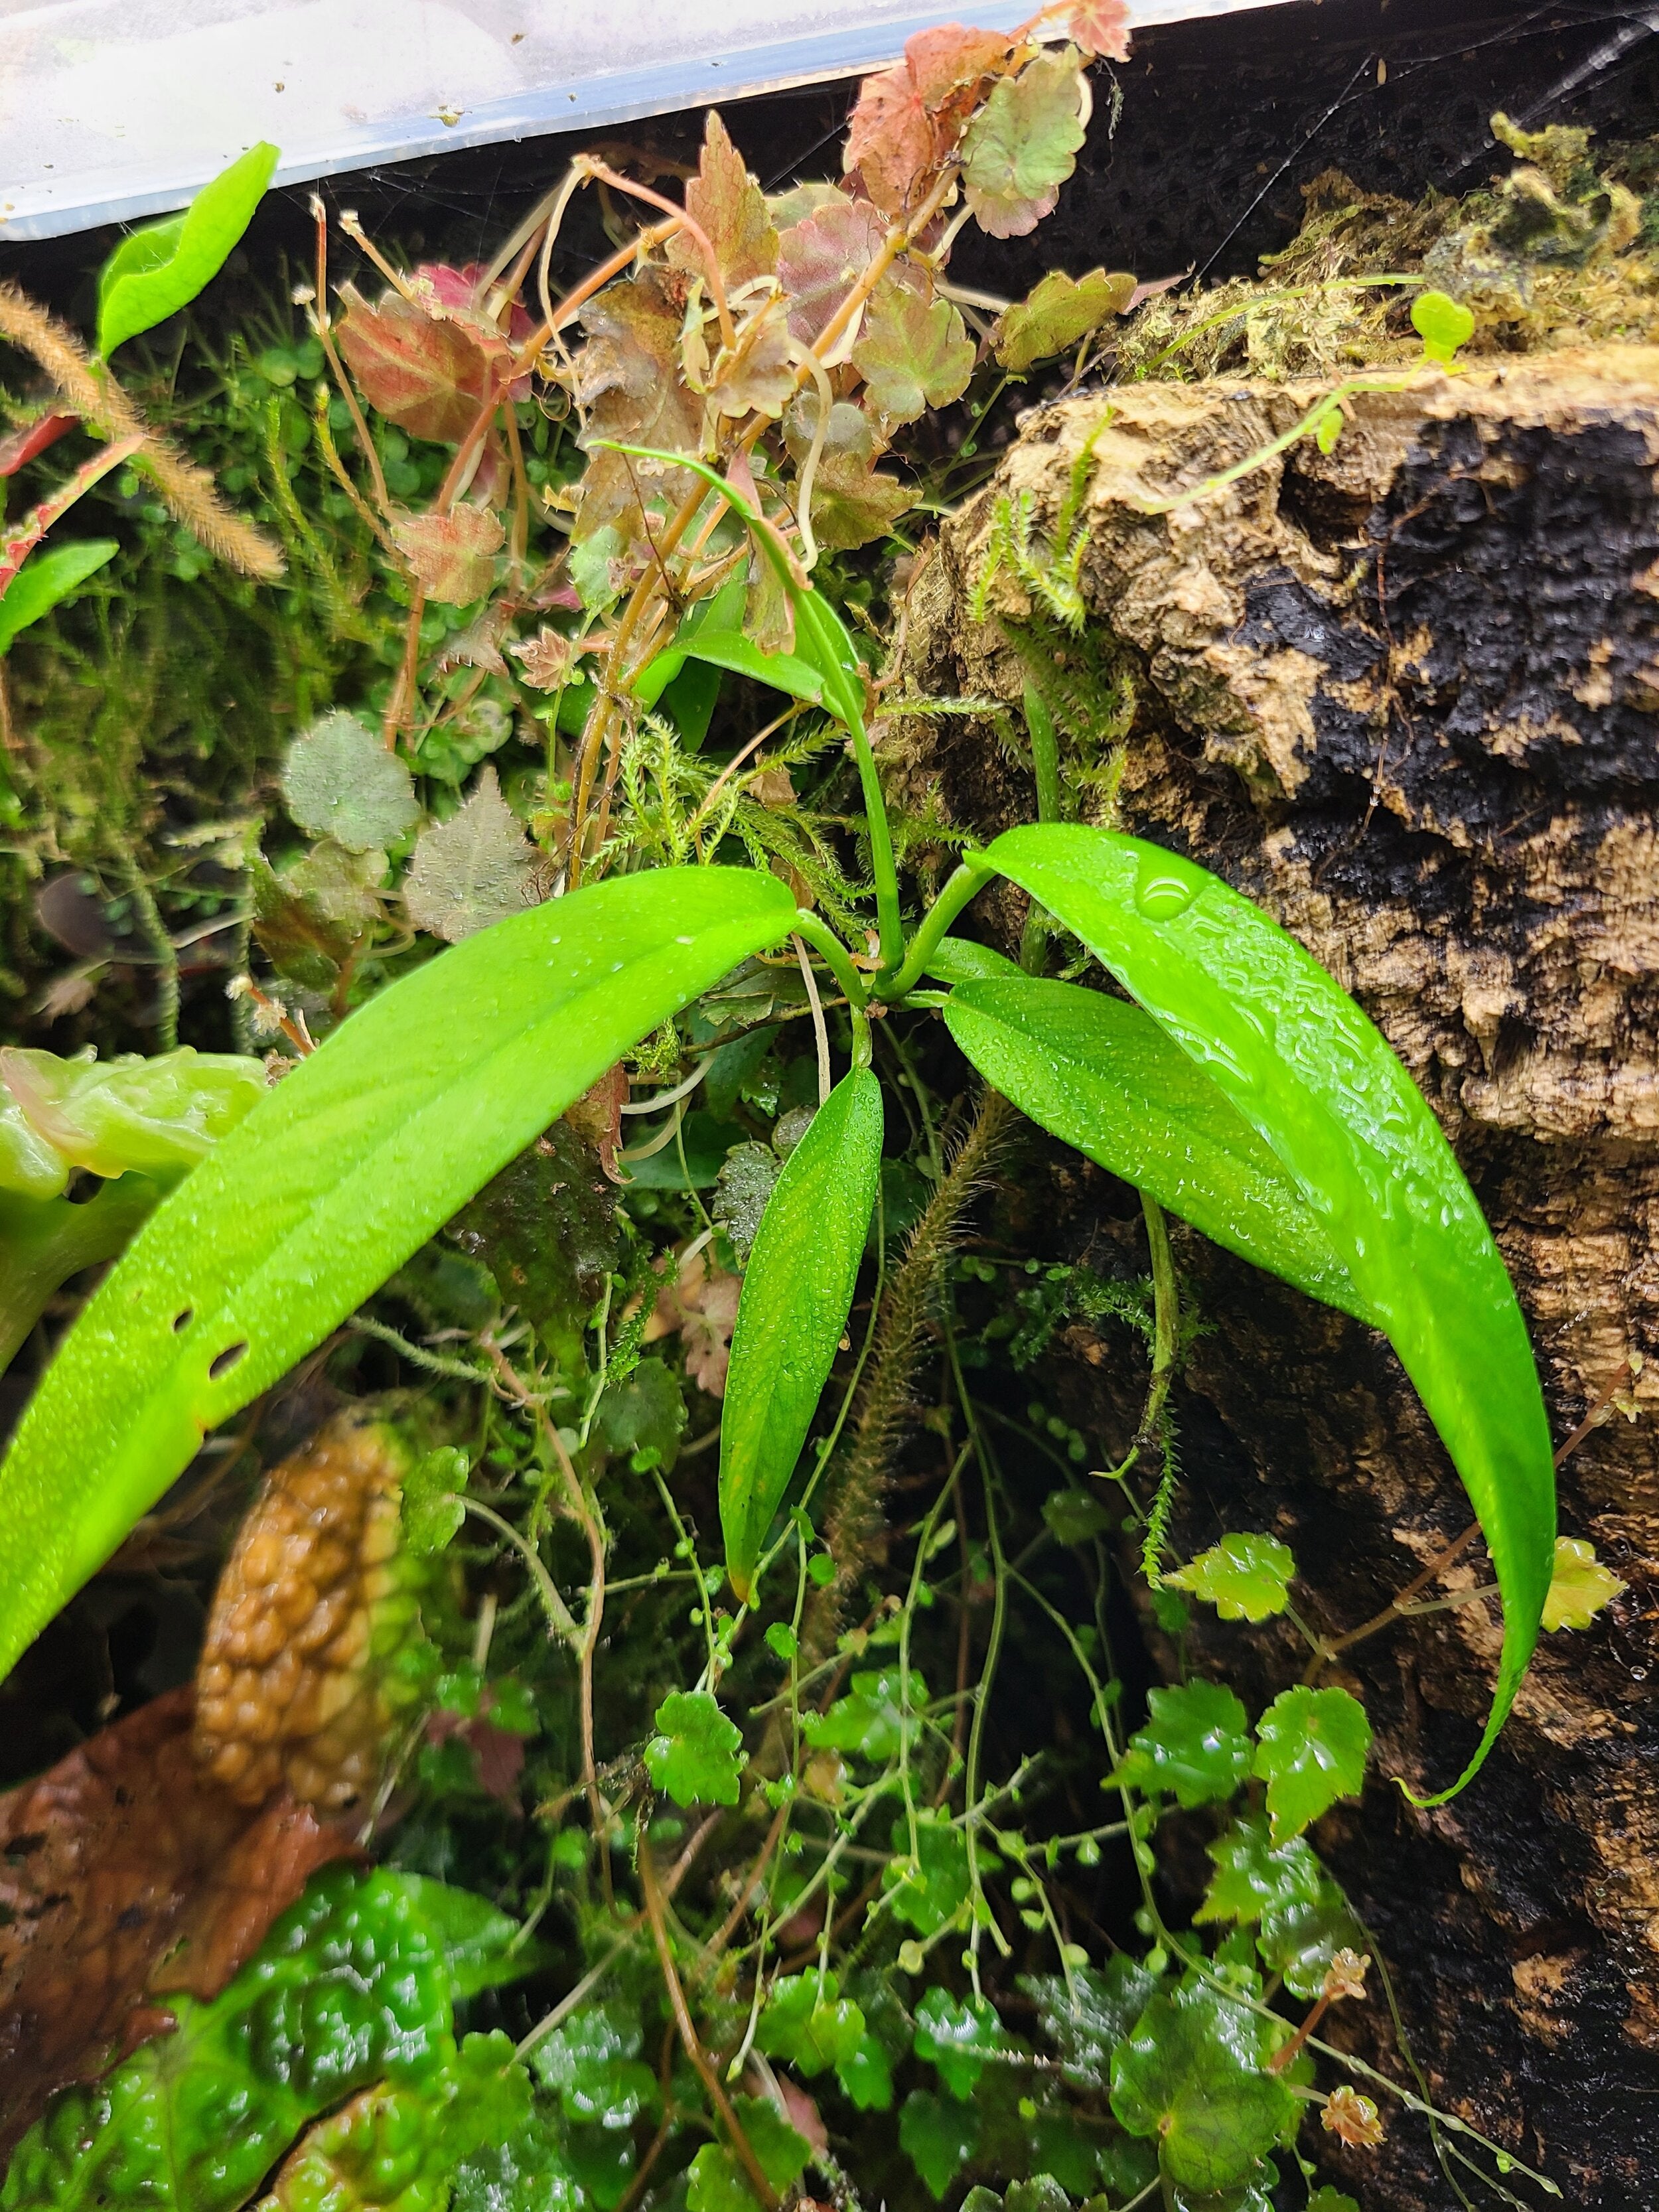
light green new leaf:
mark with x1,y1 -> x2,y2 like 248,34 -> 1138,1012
985,822 -> 1556,1802
720,1064 -> 882,1599
0,866 -> 794,1682
1165,1532 -> 1296,1622
943,977 -> 1375,1325
98,142 -> 280,357
0,539 -> 119,654
1542,1534 -> 1626,1631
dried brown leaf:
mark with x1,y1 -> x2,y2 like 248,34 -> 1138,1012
0,1686 -> 358,2154
571,269 -> 703,546
194,1410 -> 423,1810
708,297 -> 796,419
564,1063 -> 630,1184
647,1248 -> 741,1398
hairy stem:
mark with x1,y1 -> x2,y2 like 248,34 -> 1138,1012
802,1088 -> 1011,1664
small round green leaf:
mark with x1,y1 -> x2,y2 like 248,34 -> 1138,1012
757,1970 -> 865,2076
1110,1986 -> 1297,2193
1118,1681 -> 1252,1808
282,711 -> 420,853
1411,289 -> 1476,364
899,2089 -> 979,2200
644,1689 -> 745,1807
1252,1686 -> 1372,1844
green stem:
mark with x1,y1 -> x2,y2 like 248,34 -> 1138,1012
790,909 -> 872,1069
845,701 -> 904,980
877,854 -> 995,1000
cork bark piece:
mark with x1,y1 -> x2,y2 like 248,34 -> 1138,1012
891,352 -> 1659,2208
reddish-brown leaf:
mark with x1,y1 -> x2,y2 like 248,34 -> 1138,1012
194,1411 -> 423,1812
572,270 -> 703,548
669,111 -> 778,287
843,60 -> 934,218
336,283 -> 503,444
0,1686 -> 358,2154
904,24 -> 1013,110
1068,0 -> 1133,61
0,409 -> 78,477
776,195 -> 887,349
565,1063 -> 629,1184
390,504 -> 505,604
843,27 -> 1012,214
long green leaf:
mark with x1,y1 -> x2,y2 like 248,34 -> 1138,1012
0,867 -> 794,1682
0,539 -> 118,653
944,978 -> 1376,1325
98,142 -> 279,358
985,824 -> 1554,1800
635,632 -> 825,713
720,1067 -> 883,1599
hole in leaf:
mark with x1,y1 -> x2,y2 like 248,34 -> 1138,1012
171,1308 -> 192,1333
208,1341 -> 249,1380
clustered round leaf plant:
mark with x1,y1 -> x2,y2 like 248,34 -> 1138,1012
0,6 -> 1626,2209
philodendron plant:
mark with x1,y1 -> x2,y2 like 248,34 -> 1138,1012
0,437 -> 1553,1805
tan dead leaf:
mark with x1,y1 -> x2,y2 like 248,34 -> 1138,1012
194,1410 -> 424,1810
390,504 -> 504,605
646,1247 -> 742,1397
751,766 -> 797,808
0,1685 -> 359,2154
507,623 -> 577,690
707,297 -> 796,419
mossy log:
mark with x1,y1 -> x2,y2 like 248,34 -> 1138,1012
891,352 -> 1659,2208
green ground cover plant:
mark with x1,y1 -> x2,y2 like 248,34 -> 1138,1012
0,8 -> 1630,2209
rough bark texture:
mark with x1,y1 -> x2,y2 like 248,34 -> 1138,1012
891,352 -> 1659,2209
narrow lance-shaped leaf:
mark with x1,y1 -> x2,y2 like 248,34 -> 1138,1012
0,867 -> 796,1683
98,142 -> 281,358
721,1066 -> 883,1599
985,822 -> 1555,1802
943,976 -> 1377,1325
